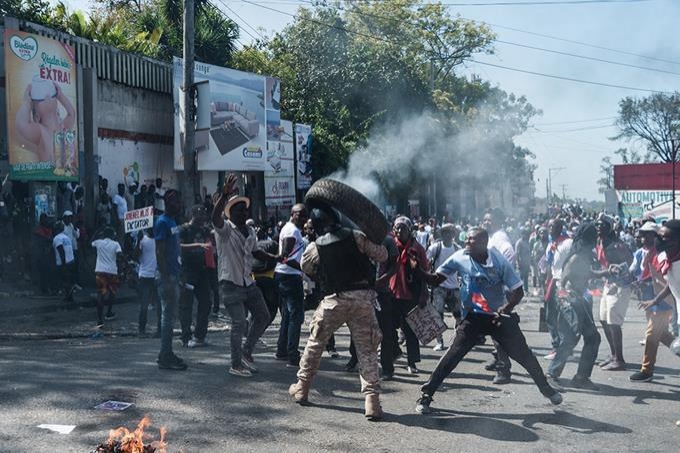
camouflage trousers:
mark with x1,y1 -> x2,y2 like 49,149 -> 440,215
297,289 -> 382,395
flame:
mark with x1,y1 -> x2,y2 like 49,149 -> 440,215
105,416 -> 167,453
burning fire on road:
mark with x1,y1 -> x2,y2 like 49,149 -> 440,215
92,416 -> 167,453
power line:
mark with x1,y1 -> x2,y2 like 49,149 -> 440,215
292,0 -> 679,76
495,40 -> 680,77
485,21 -> 680,67
468,59 -> 672,93
241,0 -> 672,94
438,0 -> 649,5
215,0 -> 267,41
532,123 -> 616,132
533,116 -> 617,125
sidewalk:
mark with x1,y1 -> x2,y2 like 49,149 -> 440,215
0,281 -> 230,340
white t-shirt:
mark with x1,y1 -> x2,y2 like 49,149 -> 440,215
416,231 -> 430,248
427,241 -> 460,289
275,221 -> 304,276
490,229 -> 516,266
138,234 -> 157,278
92,238 -> 122,275
112,194 -> 128,220
549,238 -> 574,280
155,187 -> 166,212
53,233 -> 74,266
63,223 -> 80,251
661,251 -> 680,327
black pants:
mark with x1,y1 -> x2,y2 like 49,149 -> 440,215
348,292 -> 396,374
179,272 -> 212,342
396,298 -> 421,366
255,276 -> 279,327
421,312 -> 552,397
208,267 -> 220,313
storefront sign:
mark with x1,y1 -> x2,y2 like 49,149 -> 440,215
4,30 -> 79,181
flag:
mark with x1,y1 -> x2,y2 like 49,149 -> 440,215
469,280 -> 493,315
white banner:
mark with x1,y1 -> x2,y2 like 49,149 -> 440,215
265,120 -> 295,207
295,124 -> 313,190
124,206 -> 154,233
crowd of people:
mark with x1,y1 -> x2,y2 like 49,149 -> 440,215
27,174 -> 680,421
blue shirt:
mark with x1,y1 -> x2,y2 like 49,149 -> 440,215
154,214 -> 181,277
437,248 -> 522,316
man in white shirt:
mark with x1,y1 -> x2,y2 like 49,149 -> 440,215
62,210 -> 80,285
482,207 -> 516,384
136,229 -> 160,337
112,183 -> 129,246
53,221 -> 76,302
212,174 -> 279,377
426,224 -> 461,351
275,203 -> 309,368
91,226 -> 123,327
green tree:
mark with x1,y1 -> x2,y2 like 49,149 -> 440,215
614,92 -> 680,162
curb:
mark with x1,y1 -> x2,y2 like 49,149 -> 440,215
0,294 -> 138,318
0,324 -> 231,342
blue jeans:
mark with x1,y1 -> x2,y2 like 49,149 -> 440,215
275,273 -> 305,364
159,274 -> 180,357
138,277 -> 161,334
547,294 -> 601,378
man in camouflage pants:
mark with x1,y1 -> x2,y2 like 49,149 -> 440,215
288,206 -> 387,420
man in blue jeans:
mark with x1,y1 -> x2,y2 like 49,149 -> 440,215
276,203 -> 309,367
155,189 -> 187,370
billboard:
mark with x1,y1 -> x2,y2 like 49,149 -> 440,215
295,124 -> 312,189
616,190 -> 680,221
614,163 -> 680,191
173,57 -> 275,172
4,29 -> 79,181
265,120 -> 295,207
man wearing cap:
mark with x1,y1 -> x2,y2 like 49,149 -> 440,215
212,174 -> 275,378
52,221 -> 76,302
596,214 -> 634,371
390,216 -> 428,374
178,205 -> 214,348
426,223 -> 461,351
630,222 -> 675,382
275,203 -> 309,368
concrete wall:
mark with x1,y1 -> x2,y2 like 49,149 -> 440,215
97,138 -> 176,191
97,79 -> 173,135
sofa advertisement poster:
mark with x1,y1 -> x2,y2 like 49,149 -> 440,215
295,124 -> 313,190
173,57 -> 273,172
265,120 -> 295,207
4,29 -> 79,181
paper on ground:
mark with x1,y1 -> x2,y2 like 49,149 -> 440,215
37,424 -> 76,434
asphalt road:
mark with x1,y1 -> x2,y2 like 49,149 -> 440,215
1,298 -> 678,452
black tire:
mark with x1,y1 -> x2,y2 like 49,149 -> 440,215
304,179 -> 389,244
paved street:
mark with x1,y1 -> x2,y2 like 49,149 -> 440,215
0,297 -> 678,452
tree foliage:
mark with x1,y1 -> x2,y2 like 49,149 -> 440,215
614,92 -> 680,162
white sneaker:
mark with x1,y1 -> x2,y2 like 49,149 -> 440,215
229,366 -> 253,378
639,339 -> 646,345
433,343 -> 445,352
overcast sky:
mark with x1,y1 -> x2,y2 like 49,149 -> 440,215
64,0 -> 680,201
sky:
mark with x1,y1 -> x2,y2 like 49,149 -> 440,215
62,0 -> 680,201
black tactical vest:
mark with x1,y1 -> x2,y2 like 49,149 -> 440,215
316,228 -> 375,294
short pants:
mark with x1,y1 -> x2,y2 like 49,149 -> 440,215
96,272 -> 119,297
598,284 -> 631,326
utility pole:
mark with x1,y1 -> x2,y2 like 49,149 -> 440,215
548,167 -> 565,206
560,184 -> 567,201
182,0 -> 196,210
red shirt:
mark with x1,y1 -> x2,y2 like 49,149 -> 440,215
389,237 -> 428,302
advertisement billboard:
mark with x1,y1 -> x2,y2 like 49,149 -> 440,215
295,124 -> 312,190
173,57 -> 273,172
265,120 -> 295,207
616,190 -> 680,221
4,29 -> 79,181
